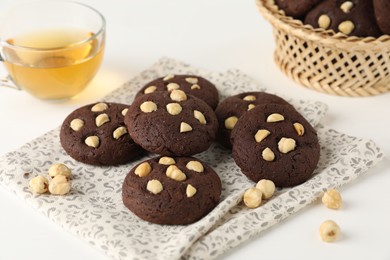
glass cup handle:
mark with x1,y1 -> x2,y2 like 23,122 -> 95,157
0,54 -> 21,90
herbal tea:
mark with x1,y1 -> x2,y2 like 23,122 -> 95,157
3,28 -> 104,100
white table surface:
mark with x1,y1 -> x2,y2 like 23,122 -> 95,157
0,0 -> 389,259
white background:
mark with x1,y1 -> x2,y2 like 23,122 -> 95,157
0,0 -> 389,259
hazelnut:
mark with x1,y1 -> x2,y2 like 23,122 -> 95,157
158,157 -> 176,165
255,179 -> 275,199
95,113 -> 110,127
146,179 -> 163,194
113,126 -> 127,139
85,136 -> 100,148
144,86 -> 157,94
191,84 -> 201,90
322,189 -> 342,209
278,137 -> 296,153
340,1 -> 354,13
186,184 -> 197,198
166,165 -> 187,181
254,129 -> 270,143
166,103 -> 182,115
247,104 -> 256,111
319,220 -> 340,242
338,20 -> 355,35
140,101 -> 157,113
70,118 -> 84,131
243,187 -> 262,208
134,162 -> 152,177
91,102 -> 108,112
224,116 -> 238,130
194,110 -> 207,125
185,77 -> 198,84
163,74 -> 175,81
243,95 -> 256,101
167,82 -> 180,92
293,122 -> 305,136
318,14 -> 331,29
48,163 -> 72,179
170,89 -> 187,102
49,175 -> 71,195
29,175 -> 49,194
186,160 -> 204,173
180,122 -> 192,133
121,108 -> 128,116
266,113 -> 284,123
262,147 -> 275,161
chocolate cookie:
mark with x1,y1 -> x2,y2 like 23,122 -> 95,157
305,0 -> 382,37
122,156 -> 222,225
215,92 -> 293,148
135,74 -> 219,110
125,90 -> 218,156
373,0 -> 390,35
275,0 -> 322,17
60,102 -> 143,166
231,103 -> 320,187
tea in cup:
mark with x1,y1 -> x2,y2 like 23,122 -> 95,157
0,1 -> 105,100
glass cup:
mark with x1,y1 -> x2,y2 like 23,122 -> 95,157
0,1 -> 105,100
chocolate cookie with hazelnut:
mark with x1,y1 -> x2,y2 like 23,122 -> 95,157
305,0 -> 382,37
215,91 -> 294,149
122,156 -> 221,225
231,103 -> 320,187
135,74 -> 219,110
124,90 -> 218,156
60,102 -> 143,166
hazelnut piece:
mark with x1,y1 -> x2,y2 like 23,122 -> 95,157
85,136 -> 100,148
170,89 -> 187,102
140,101 -> 157,113
70,118 -> 84,131
186,184 -> 197,198
95,113 -> 110,127
278,137 -> 296,153
49,175 -> 71,195
256,179 -> 275,199
113,126 -> 127,139
243,187 -> 262,208
158,157 -> 176,165
167,82 -> 180,92
29,175 -> 49,194
225,116 -> 238,130
186,160 -> 204,173
319,220 -> 340,242
147,179 -> 163,194
266,113 -> 284,123
180,122 -> 192,133
134,162 -> 152,177
255,129 -> 270,143
185,77 -> 198,84
194,110 -> 207,125
166,165 -> 187,181
48,163 -> 72,179
91,102 -> 108,112
262,147 -> 275,161
144,86 -> 157,94
166,103 -> 182,115
322,189 -> 342,209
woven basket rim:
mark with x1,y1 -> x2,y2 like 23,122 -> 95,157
256,0 -> 390,52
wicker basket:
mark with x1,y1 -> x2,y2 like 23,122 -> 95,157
256,0 -> 390,96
